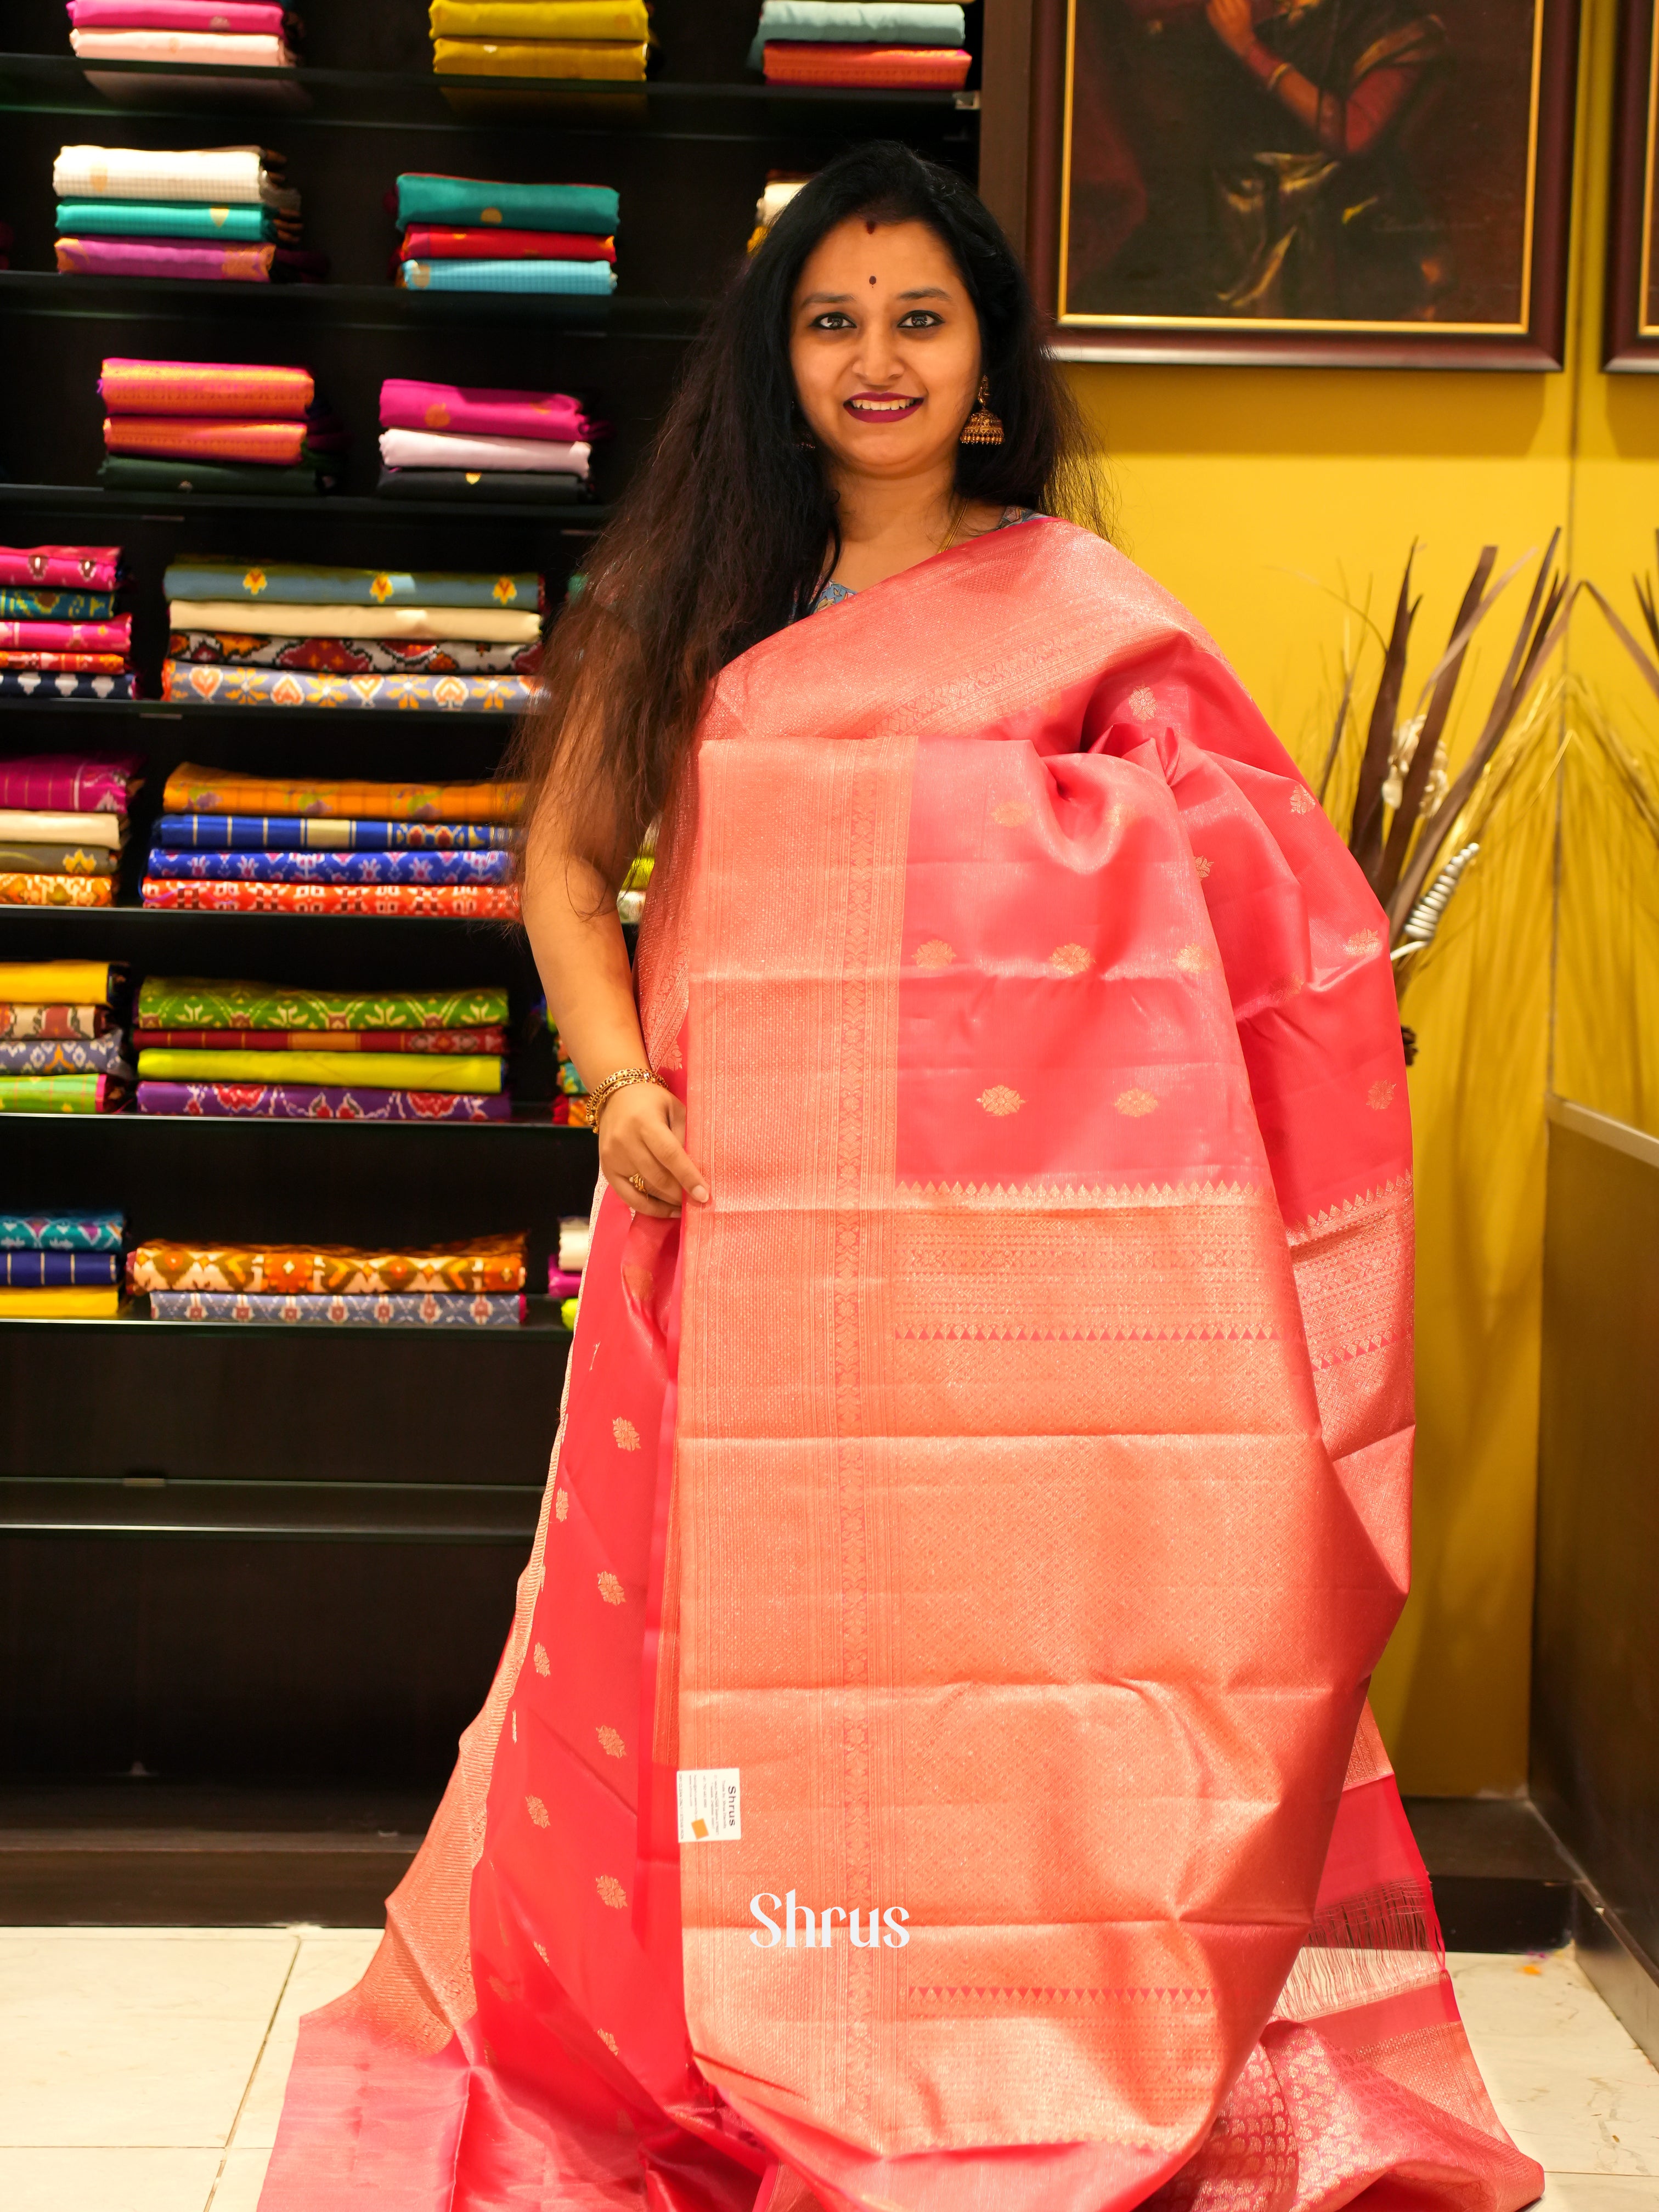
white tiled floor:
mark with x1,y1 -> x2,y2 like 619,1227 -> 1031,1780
0,1935 -> 1652,2207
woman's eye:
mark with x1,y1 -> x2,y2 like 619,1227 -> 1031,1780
812,312 -> 854,330
898,311 -> 944,329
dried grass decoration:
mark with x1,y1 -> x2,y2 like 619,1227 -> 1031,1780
1313,535 -> 1578,1057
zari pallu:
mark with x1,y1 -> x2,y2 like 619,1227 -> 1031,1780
259,518 -> 1540,2212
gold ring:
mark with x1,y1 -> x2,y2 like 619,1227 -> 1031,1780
626,1172 -> 648,1195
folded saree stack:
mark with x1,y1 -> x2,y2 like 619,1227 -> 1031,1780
0,960 -> 131,1112
129,1229 -> 527,1324
747,172 -> 809,252
55,144 -> 322,286
100,359 -> 342,499
377,380 -> 602,503
749,0 -> 972,86
427,0 -> 650,81
65,0 -> 303,73
0,1209 -> 126,1318
392,173 -> 618,295
133,975 -> 514,1119
143,765 -> 523,910
0,753 -> 140,909
550,1212 -> 588,1325
159,558 -> 544,706
0,548 -> 138,702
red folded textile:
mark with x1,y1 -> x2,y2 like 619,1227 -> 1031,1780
377,378 -> 592,445
398,227 -> 616,263
0,652 -> 127,674
760,41 -> 971,86
59,239 -> 326,284
142,878 -> 521,918
0,752 -> 143,811
100,359 -> 315,419
0,618 -> 131,653
105,416 -> 310,465
0,547 -> 121,590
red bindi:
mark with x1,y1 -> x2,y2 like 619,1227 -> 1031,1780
868,275 -> 877,285
865,219 -> 877,233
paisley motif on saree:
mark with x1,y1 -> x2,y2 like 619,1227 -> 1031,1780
258,519 -> 1540,2212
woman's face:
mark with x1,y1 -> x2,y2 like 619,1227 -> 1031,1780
788,216 -> 983,484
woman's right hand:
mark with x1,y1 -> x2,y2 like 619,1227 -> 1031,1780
597,1081 -> 709,1219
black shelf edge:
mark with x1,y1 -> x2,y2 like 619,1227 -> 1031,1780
0,53 -> 976,138
0,696 -> 533,724
0,1475 -> 544,1540
0,484 -> 612,526
1,1097 -> 585,1136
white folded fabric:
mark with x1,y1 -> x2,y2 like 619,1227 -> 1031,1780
558,1217 -> 591,1273
0,809 -> 124,849
377,428 -> 591,475
757,177 -> 809,227
169,599 -> 544,644
69,29 -> 296,64
53,143 -> 296,210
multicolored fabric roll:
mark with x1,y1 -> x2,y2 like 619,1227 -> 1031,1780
145,844 -> 514,884
153,813 -> 510,851
161,558 -> 541,609
136,977 -> 507,1030
0,1034 -> 130,1075
427,0 -> 649,34
377,469 -> 586,504
0,1072 -> 123,1111
430,37 -> 648,76
142,877 -> 521,918
0,672 -> 136,701
396,229 -> 613,265
0,1248 -> 121,1288
149,1289 -> 524,1325
131,1231 -> 526,1295
0,842 -> 120,875
0,588 -> 116,621
378,378 -> 594,441
0,546 -> 121,590
377,428 -> 589,473
134,1025 -> 506,1053
0,1211 -> 125,1250
54,148 -> 294,209
167,632 -> 537,675
160,663 -> 537,712
760,40 -> 971,82
59,201 -> 283,241
0,653 -> 128,675
99,458 -> 334,498
61,240 -> 324,283
137,1046 -> 503,1091
106,417 -> 312,464
99,359 -> 315,416
136,1080 -> 510,1121
0,754 -> 140,812
0,1003 -> 112,1040
393,176 -> 619,234
0,618 -> 131,653
398,258 -> 617,294
0,873 -> 115,907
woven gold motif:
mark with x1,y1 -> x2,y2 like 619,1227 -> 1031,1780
595,1875 -> 627,1909
1049,944 -> 1091,975
978,1086 -> 1024,1115
1115,1088 -> 1159,1116
913,939 -> 955,968
597,1571 -> 625,1605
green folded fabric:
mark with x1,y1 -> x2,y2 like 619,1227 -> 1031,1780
137,1048 -> 503,1092
749,1 -> 966,66
0,1073 -> 110,1113
160,561 -> 539,610
100,458 -> 335,498
137,978 -> 510,1031
56,200 -> 280,242
394,174 -> 619,235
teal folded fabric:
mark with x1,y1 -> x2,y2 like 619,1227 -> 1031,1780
55,200 -> 279,242
398,258 -> 617,294
161,558 -> 543,608
394,175 -> 619,235
747,0 -> 965,61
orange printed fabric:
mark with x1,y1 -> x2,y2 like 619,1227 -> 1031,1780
98,359 -> 315,417
103,415 -> 307,465
159,762 -> 523,822
258,518 -> 1541,2212
129,1232 -> 525,1296
0,872 -> 112,907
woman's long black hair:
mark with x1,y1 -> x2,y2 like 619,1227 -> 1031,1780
509,140 -> 1108,885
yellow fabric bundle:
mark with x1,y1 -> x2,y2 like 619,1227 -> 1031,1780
0,960 -> 117,1003
432,36 -> 649,75
136,1049 -> 503,1093
0,1288 -> 120,1317
430,0 -> 650,33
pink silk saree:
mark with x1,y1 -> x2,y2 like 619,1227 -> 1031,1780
259,517 -> 1542,2212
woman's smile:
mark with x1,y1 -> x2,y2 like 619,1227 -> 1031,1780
843,391 -> 923,421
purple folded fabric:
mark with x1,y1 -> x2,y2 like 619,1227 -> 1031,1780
379,379 -> 592,445
136,1080 -> 511,1122
0,752 -> 143,812
548,1265 -> 583,1297
0,1249 -> 120,1288
57,239 -> 326,284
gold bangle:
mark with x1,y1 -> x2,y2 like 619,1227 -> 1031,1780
1266,60 -> 1292,92
588,1065 -> 663,1127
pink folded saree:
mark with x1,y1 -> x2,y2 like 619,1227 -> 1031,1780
60,238 -> 323,281
0,753 -> 142,812
761,40 -> 971,84
258,517 -> 1541,2212
0,618 -> 131,653
68,0 -> 290,27
397,227 -> 616,264
379,377 -> 594,443
0,548 -> 121,590
100,359 -> 315,417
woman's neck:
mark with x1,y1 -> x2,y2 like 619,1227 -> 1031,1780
827,465 -> 1002,594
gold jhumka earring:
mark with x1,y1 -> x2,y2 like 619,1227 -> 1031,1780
960,376 -> 1004,446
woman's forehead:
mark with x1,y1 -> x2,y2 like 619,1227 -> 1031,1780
793,217 -> 963,301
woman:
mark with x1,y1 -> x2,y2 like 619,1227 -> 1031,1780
259,145 -> 1540,2212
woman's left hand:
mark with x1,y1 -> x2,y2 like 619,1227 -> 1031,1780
1205,0 -> 1257,55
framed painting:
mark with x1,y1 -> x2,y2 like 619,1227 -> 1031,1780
1606,0 -> 1659,366
1022,0 -> 1580,366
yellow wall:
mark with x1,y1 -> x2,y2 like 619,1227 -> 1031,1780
1060,0 -> 1659,1793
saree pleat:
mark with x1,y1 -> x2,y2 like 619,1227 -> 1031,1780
258,520 -> 1538,2212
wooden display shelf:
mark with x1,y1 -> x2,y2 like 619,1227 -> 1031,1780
0,483 -> 611,526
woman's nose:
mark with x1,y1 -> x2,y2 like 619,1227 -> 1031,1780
854,324 -> 901,382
